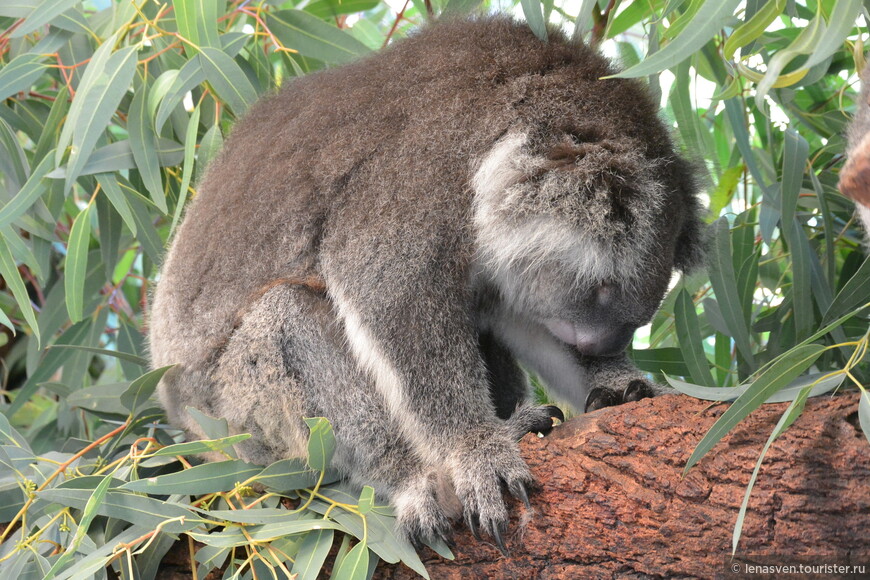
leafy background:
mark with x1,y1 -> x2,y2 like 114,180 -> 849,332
0,0 -> 868,578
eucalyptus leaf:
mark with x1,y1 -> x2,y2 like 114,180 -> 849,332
122,460 -> 262,494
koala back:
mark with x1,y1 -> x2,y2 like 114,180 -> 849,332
149,16 -> 701,371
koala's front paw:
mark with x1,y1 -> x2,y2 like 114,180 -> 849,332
505,404 -> 565,439
585,378 -> 656,412
393,472 -> 454,548
450,427 -> 533,556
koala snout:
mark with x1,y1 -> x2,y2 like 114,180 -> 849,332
544,319 -> 634,356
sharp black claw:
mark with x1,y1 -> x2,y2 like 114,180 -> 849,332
510,481 -> 531,509
467,515 -> 482,541
546,405 -> 565,423
410,535 -> 424,552
492,523 -> 510,557
585,387 -> 619,412
623,379 -> 654,403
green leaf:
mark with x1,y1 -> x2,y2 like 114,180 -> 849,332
196,123 -> 223,181
252,458 -> 325,491
94,173 -> 138,236
187,407 -> 229,439
666,371 -> 843,402
49,138 -> 185,178
190,507 -> 301,524
684,343 -> 825,473
67,382 -> 137,416
53,527 -> 145,580
630,346 -> 692,376
723,0 -> 785,60
0,412 -> 32,450
823,257 -> 870,323
332,541 -> 369,580
264,10 -> 370,65
11,0 -> 79,38
732,385 -> 812,554
614,0 -> 741,78
0,0 -> 39,18
0,233 -> 41,346
38,486 -> 198,533
0,152 -> 55,231
305,0 -> 380,19
520,0 -> 548,42
291,528 -> 334,580
305,417 -> 335,472
173,0 -> 221,53
171,105 -> 200,234
59,43 -> 139,191
155,58 -> 204,132
674,288 -> 716,387
732,211 -> 758,325
152,434 -> 251,458
64,203 -> 93,323
753,12 -> 824,112
45,344 -> 148,366
122,459 -> 261,494
188,518 -> 343,548
197,47 -> 258,116
44,472 -> 114,579
129,80 -> 167,213
121,366 -> 172,414
357,485 -> 375,515
0,308 -> 15,336
0,117 -> 28,193
571,0 -> 598,42
0,53 -> 49,101
707,217 -> 755,367
780,129 -> 807,226
785,217 -> 813,340
804,0 -> 861,69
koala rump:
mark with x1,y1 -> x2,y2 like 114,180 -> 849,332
149,16 -> 705,550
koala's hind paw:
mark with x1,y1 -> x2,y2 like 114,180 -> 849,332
505,404 -> 565,439
394,474 -> 454,548
451,428 -> 533,557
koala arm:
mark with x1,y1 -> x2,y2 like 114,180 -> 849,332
320,222 -> 532,545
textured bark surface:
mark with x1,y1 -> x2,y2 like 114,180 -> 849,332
378,393 -> 870,579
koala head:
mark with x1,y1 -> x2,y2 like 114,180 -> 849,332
472,127 -> 704,357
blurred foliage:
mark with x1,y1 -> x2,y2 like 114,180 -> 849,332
0,0 -> 868,577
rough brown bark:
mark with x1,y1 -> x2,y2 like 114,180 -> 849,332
379,393 -> 870,579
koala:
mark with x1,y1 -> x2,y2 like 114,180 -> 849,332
149,16 -> 705,551
839,58 -> 870,233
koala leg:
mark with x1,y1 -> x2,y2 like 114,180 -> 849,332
208,283 -> 455,543
578,353 -> 663,412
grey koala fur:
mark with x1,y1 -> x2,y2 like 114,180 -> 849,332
149,16 -> 705,547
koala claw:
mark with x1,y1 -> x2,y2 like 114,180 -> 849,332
623,379 -> 655,403
505,404 -> 565,439
466,513 -> 482,541
584,386 -> 619,412
492,522 -> 510,557
509,480 -> 531,509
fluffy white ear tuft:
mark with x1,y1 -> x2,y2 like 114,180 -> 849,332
470,132 -> 623,288
471,132 -> 529,208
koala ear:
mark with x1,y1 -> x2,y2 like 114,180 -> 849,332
673,194 -> 707,273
